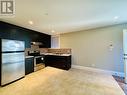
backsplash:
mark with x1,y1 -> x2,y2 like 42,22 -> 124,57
47,48 -> 71,54
25,48 -> 71,56
25,48 -> 40,56
39,48 -> 49,53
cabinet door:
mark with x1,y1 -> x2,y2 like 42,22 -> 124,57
45,55 -> 71,70
25,58 -> 34,75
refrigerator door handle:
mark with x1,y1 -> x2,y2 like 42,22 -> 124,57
2,61 -> 24,65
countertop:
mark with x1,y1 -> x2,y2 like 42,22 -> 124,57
25,56 -> 34,59
25,53 -> 71,58
41,53 -> 71,56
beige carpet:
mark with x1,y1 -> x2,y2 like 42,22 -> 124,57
0,67 -> 125,95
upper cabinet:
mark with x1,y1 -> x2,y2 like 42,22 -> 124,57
0,21 -> 51,48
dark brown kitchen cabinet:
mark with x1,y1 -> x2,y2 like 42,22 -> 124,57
0,21 -> 51,48
25,57 -> 34,75
44,55 -> 71,70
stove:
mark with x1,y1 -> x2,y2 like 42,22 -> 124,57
28,50 -> 45,71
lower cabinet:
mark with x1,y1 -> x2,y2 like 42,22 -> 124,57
25,57 -> 34,75
44,55 -> 71,70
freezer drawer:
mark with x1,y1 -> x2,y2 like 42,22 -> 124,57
1,52 -> 25,86
1,61 -> 25,86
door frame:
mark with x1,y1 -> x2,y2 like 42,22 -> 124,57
123,29 -> 127,83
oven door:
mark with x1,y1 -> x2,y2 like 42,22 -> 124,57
34,56 -> 44,66
34,56 -> 45,71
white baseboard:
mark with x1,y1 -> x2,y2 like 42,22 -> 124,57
72,65 -> 124,77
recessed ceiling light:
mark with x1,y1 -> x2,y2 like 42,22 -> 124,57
114,16 -> 119,20
51,30 -> 55,33
28,21 -> 33,25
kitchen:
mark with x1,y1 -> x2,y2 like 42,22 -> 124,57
0,0 -> 127,95
0,21 -> 71,86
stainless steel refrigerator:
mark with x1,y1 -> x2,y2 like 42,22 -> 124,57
0,39 -> 25,86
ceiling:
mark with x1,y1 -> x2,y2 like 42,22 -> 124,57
1,0 -> 127,35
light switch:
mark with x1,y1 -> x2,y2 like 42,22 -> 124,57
109,44 -> 114,51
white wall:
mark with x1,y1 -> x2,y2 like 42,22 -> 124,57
60,24 -> 127,73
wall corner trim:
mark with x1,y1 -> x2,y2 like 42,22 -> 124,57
72,65 -> 124,77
